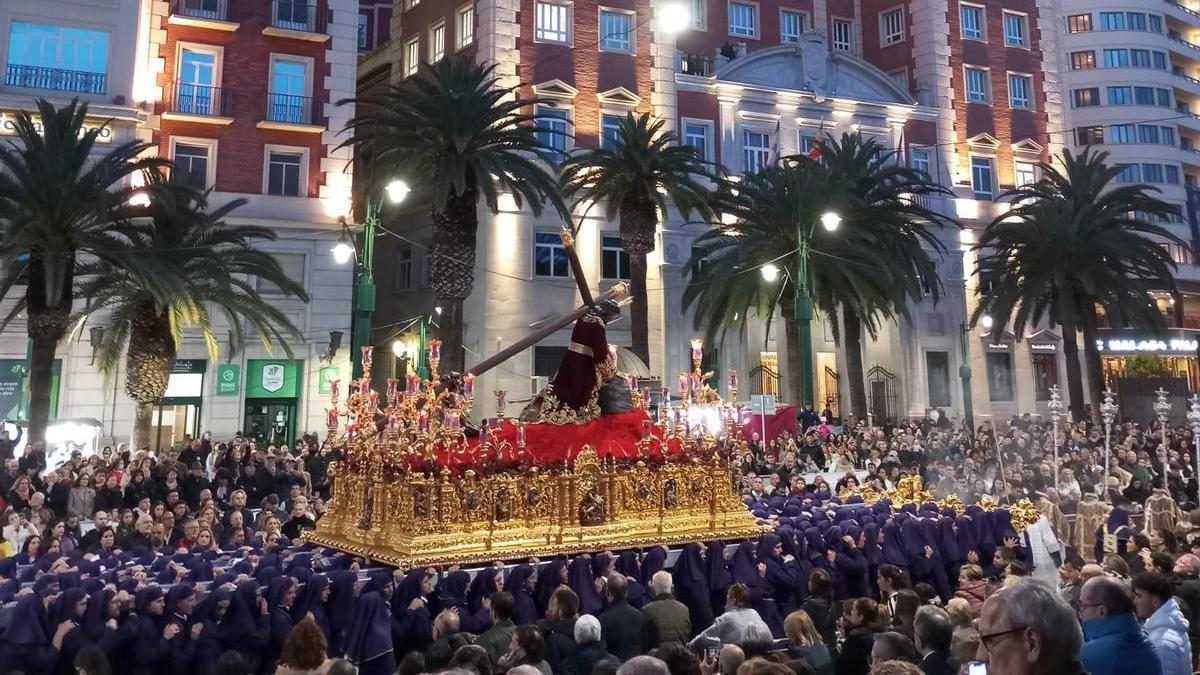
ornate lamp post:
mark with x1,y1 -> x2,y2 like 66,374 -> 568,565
1188,395 -> 1200,504
1153,388 -> 1173,491
1100,388 -> 1118,502
1047,385 -> 1063,494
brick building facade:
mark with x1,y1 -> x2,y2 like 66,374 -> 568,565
350,0 -> 1200,425
0,0 -> 360,449
359,0 -> 1082,423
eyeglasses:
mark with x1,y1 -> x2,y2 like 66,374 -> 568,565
978,625 -> 1028,652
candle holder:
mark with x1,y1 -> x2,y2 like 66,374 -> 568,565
495,389 -> 507,420
428,339 -> 442,379
690,337 -> 703,372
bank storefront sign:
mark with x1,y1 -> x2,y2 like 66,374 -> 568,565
245,360 -> 303,399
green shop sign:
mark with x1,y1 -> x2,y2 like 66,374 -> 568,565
318,366 -> 340,395
245,359 -> 303,399
0,358 -> 60,421
215,364 -> 240,396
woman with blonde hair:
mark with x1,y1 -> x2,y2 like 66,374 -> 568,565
782,610 -> 833,675
195,528 -> 217,550
277,616 -> 334,674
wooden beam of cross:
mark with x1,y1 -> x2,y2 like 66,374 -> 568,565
560,228 -> 594,306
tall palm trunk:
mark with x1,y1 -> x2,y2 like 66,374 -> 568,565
125,301 -> 175,450
1057,283 -> 1086,421
842,309 -> 868,423
25,256 -> 73,445
26,326 -> 60,444
1080,304 -> 1104,423
783,307 -> 802,407
619,198 -> 658,368
430,183 -> 479,375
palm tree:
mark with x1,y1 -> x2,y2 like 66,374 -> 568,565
0,99 -> 162,444
340,56 -> 566,374
77,170 -> 309,449
684,160 -> 906,407
813,133 -> 956,420
561,113 -> 715,367
973,148 -> 1180,421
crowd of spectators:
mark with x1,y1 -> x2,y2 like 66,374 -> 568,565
0,409 -> 1197,675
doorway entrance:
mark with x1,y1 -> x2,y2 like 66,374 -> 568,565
243,400 -> 296,447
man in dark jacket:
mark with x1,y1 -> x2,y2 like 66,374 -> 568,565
181,462 -> 212,511
913,606 -> 959,675
642,571 -> 691,648
598,573 -> 645,661
44,468 -> 70,517
542,586 -> 580,673
563,615 -> 618,675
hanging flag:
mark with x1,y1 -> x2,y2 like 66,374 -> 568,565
807,140 -> 821,161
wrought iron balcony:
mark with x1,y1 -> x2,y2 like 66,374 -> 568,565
164,82 -> 233,118
171,0 -> 233,22
265,93 -> 316,125
5,64 -> 105,95
270,0 -> 324,33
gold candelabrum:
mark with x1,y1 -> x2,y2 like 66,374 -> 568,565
838,475 -> 1039,533
304,343 -> 765,567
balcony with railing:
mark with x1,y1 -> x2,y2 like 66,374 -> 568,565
162,83 -> 234,123
1166,0 -> 1200,21
169,0 -> 237,28
258,93 -> 323,131
5,64 -> 105,95
679,54 -> 714,77
263,0 -> 328,40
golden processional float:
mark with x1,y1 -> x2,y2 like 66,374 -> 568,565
304,281 -> 765,568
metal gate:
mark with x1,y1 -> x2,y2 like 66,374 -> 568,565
866,365 -> 898,423
752,351 -> 780,399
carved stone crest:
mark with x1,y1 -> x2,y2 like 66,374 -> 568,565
801,31 -> 828,94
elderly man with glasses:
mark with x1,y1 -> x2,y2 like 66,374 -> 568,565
974,578 -> 1087,675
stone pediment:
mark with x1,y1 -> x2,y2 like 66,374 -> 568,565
712,35 -> 915,105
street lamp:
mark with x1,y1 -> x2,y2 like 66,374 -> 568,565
336,177 -> 409,379
760,263 -> 780,283
1100,388 -> 1118,502
658,3 -> 690,33
1154,387 -> 1173,491
956,314 -> 992,432
384,179 -> 411,204
330,229 -> 355,265
794,211 -> 838,406
1188,394 -> 1200,504
1047,384 -> 1063,493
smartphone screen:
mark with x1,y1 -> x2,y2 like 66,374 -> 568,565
967,662 -> 987,675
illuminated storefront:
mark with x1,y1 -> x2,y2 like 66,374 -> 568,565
1096,331 -> 1200,391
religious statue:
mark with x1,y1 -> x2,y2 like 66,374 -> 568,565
521,301 -> 628,424
664,479 -> 679,509
579,485 -> 605,526
495,489 -> 512,522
